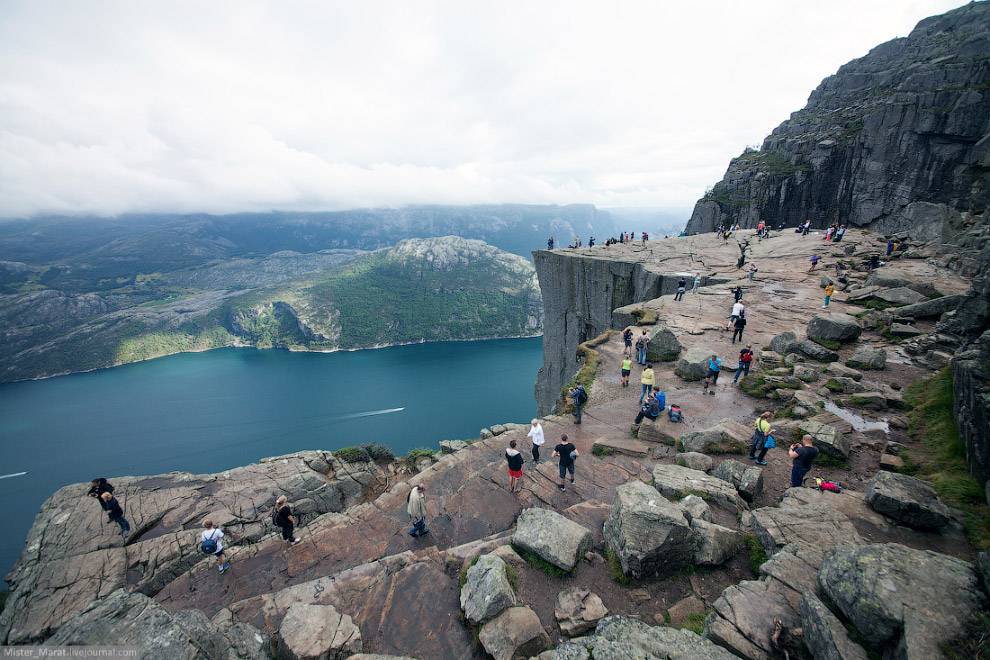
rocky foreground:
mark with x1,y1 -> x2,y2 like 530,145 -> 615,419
2,227 -> 988,660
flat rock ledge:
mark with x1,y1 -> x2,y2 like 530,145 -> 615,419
652,464 -> 747,514
553,615 -> 739,660
278,602 -> 362,660
512,507 -> 593,571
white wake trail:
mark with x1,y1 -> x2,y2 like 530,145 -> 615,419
0,471 -> 27,480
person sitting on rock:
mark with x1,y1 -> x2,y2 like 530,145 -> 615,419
633,393 -> 661,430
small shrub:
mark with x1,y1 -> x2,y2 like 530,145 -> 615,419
504,563 -> 518,591
740,372 -> 775,398
683,612 -> 709,635
744,534 -> 767,575
676,439 -> 684,452
810,337 -> 841,350
459,554 -> 481,588
333,446 -> 369,462
512,544 -> 571,579
631,309 -> 658,325
605,549 -> 630,584
405,448 -> 436,465
677,458 -> 686,467
362,442 -> 395,462
592,446 -> 613,458
706,440 -> 748,455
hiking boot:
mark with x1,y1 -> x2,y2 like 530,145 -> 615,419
291,538 -> 301,546
748,455 -> 756,460
557,484 -> 565,491
573,420 -> 581,424
219,562 -> 230,574
755,460 -> 768,466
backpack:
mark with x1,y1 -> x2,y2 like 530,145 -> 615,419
575,387 -> 588,405
623,329 -> 632,342
668,406 -> 682,423
271,507 -> 281,527
201,530 -> 219,555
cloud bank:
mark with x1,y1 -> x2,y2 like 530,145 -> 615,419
0,0 -> 969,218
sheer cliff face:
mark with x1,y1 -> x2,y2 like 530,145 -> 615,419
533,251 -> 662,415
686,1 -> 990,237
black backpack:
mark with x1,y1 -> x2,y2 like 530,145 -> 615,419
668,406 -> 683,423
576,387 -> 588,405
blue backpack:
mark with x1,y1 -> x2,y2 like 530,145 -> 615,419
201,530 -> 220,555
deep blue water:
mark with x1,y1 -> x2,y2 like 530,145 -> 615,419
0,337 -> 543,579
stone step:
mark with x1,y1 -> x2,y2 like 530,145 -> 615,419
593,437 -> 650,457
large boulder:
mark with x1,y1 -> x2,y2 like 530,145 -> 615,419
808,313 -> 862,343
512,508 -> 593,572
677,452 -> 713,472
675,494 -> 712,523
873,287 -> 928,306
892,294 -> 967,319
675,347 -> 717,381
797,339 -> 840,362
865,471 -> 952,529
712,460 -> 763,503
751,496 -> 860,557
799,592 -> 869,660
646,325 -> 682,362
819,543 -> 987,660
793,363 -> 822,382
554,615 -> 740,660
798,420 -> 850,460
459,554 -> 516,625
652,464 -> 746,513
554,587 -> 608,636
478,606 -> 549,660
825,362 -> 863,381
603,481 -> 695,579
278,603 -> 362,660
770,331 -> 799,355
691,519 -> 743,566
846,347 -> 886,370
677,418 -> 749,454
44,589 -> 271,660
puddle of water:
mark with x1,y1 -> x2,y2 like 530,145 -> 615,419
824,400 -> 889,433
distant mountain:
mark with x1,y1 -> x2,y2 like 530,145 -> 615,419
605,206 -> 691,238
0,237 -> 541,382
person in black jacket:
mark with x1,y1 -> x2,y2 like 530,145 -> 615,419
100,492 -> 130,536
274,496 -> 301,545
505,439 -> 524,493
87,478 -> 114,511
732,313 -> 747,344
634,395 -> 661,427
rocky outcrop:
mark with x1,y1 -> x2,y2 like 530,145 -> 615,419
478,606 -> 549,660
277,603 -> 362,660
685,2 -> 990,236
798,420 -> 851,461
651,464 -> 747,514
554,587 -> 608,636
603,481 -> 695,579
819,543 -> 988,660
645,325 -> 682,361
799,592 -> 869,660
807,313 -> 862,343
866,471 -> 952,528
554,615 -> 740,660
512,507 -> 593,572
459,554 -> 516,625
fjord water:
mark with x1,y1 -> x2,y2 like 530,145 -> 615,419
0,337 -> 543,577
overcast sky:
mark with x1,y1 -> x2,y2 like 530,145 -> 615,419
0,0 -> 970,219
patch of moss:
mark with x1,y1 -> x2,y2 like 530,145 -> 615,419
504,563 -> 518,591
904,367 -> 990,550
653,352 -> 680,362
405,448 -> 436,464
605,549 -> 630,584
740,372 -> 775,398
824,378 -> 843,392
592,446 -> 613,458
682,612 -> 709,635
459,554 -> 481,588
744,534 -> 767,576
675,489 -> 712,502
631,309 -> 658,325
512,544 -> 571,579
676,439 -> 684,452
677,458 -> 687,467
810,337 -> 841,350
559,330 -> 613,412
706,440 -> 748,455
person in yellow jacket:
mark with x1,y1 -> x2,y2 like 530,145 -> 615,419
748,411 -> 775,465
823,283 -> 835,308
639,364 -> 655,403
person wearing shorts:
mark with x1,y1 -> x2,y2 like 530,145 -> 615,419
552,435 -> 578,491
623,328 -> 634,357
201,520 -> 229,574
620,357 -> 632,387
505,439 -> 524,492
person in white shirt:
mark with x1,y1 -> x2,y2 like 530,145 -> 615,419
201,520 -> 229,574
727,301 -> 745,330
527,419 -> 545,463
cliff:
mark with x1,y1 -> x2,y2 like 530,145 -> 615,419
685,1 -> 990,238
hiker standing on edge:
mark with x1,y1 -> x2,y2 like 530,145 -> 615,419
201,520 -> 229,573
636,330 -> 650,365
548,236 -> 554,250
639,364 -> 655,403
552,434 -> 578,491
274,496 -> 301,546
407,484 -> 428,537
569,382 -> 587,424
527,419 -> 545,463
505,440 -> 524,493
790,435 -> 819,487
733,344 -> 754,383
88,478 -> 114,511
620,356 -> 632,387
101,492 -> 130,536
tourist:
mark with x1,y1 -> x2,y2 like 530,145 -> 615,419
733,286 -> 743,303
101,492 -> 130,536
623,327 -> 634,357
273,495 -> 301,546
635,330 -> 650,365
731,312 -> 747,344
834,225 -> 846,242
727,300 -> 744,331
692,273 -> 701,294
757,220 -> 765,237
552,434 -> 578,491
87,478 -> 115,512
620,356 -> 632,387
407,483 -> 429,537
824,225 -> 834,241
652,385 -> 665,411
200,519 -> 229,573
547,236 -> 554,250
809,254 -> 819,272
589,236 -> 595,247
569,381 -> 587,424
706,354 -> 723,386
802,221 -> 811,236
823,282 -> 835,308
527,419 -> 545,463
634,393 -> 661,427
733,344 -> 754,383
748,263 -> 758,282
674,277 -> 686,301
505,439 -> 524,493
639,364 -> 655,403
886,240 -> 894,257
789,435 -> 819,487
869,254 -> 880,274
748,411 -> 775,465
